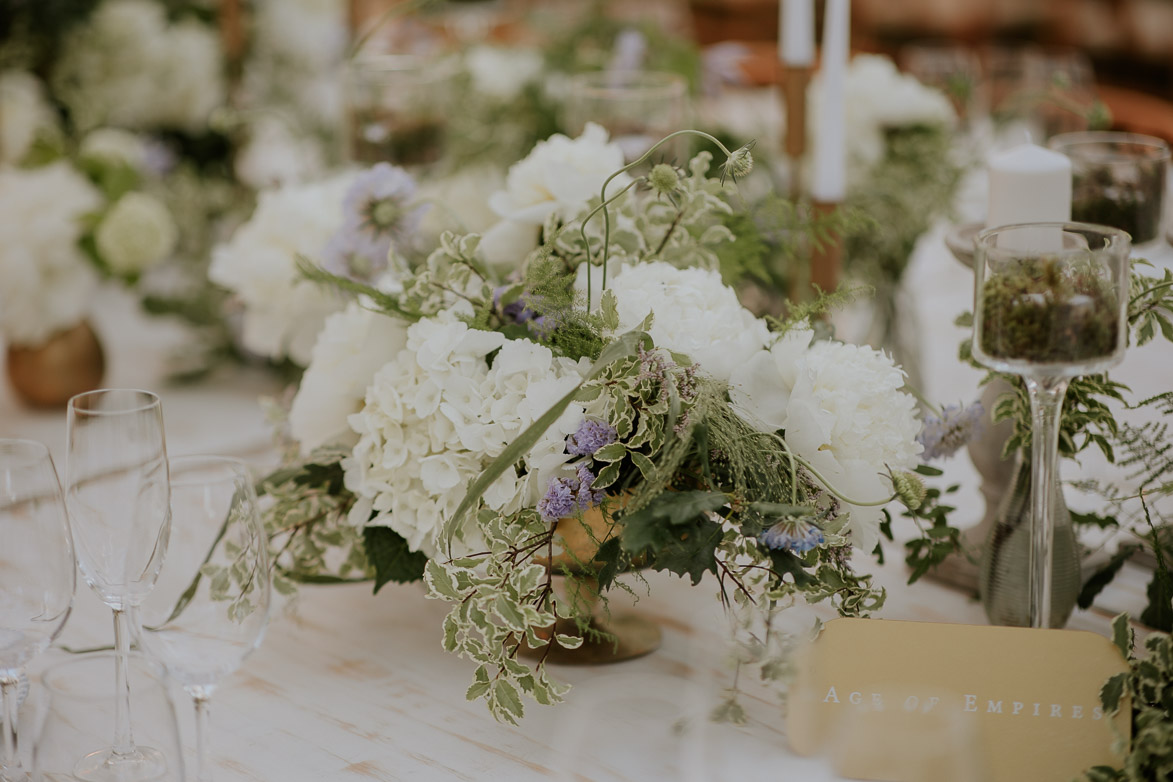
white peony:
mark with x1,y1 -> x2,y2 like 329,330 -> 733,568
52,0 -> 226,133
480,123 -> 630,267
0,71 -> 57,165
728,325 -> 815,431
465,46 -> 544,101
0,163 -> 102,346
417,164 -> 505,237
288,302 -> 408,452
606,261 -> 771,383
95,192 -> 178,275
208,174 -> 354,365
783,341 -> 922,552
343,307 -> 591,557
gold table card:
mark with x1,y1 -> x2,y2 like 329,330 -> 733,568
787,618 -> 1130,782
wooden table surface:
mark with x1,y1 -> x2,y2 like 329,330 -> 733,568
2,179 -> 1168,780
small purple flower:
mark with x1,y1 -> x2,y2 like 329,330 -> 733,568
537,464 -> 606,523
323,163 -> 427,282
918,401 -> 985,461
760,518 -> 824,554
566,419 -> 618,457
538,477 -> 579,523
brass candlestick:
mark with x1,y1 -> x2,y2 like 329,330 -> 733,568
780,65 -> 812,200
810,199 -> 842,294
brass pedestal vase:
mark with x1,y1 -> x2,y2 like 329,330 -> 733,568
6,321 -> 105,407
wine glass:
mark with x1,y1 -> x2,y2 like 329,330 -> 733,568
137,456 -> 270,782
65,390 -> 171,781
972,223 -> 1130,628
563,71 -> 689,164
0,440 -> 75,782
33,653 -> 184,782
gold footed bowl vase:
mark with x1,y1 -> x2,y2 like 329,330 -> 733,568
6,321 -> 105,407
522,503 -> 662,665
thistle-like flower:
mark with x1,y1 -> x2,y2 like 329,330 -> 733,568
720,141 -> 755,183
648,163 -> 681,196
917,401 -> 985,461
890,470 -> 927,511
323,163 -> 426,282
760,515 -> 824,554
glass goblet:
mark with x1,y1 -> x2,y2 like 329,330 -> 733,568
563,71 -> 689,164
33,653 -> 184,782
138,456 -> 270,782
65,390 -> 171,782
972,222 -> 1130,628
0,440 -> 75,782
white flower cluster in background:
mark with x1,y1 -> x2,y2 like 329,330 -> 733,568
96,192 -> 178,275
465,45 -> 544,102
343,305 -> 591,557
810,54 -> 956,180
0,71 -> 58,165
731,331 -> 923,551
0,163 -> 102,346
209,174 -> 354,365
51,0 -> 226,133
479,123 -> 630,267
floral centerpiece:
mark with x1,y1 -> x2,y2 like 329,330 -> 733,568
256,124 -> 940,722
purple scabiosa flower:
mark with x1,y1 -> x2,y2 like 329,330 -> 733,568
323,163 -> 427,282
566,419 -> 618,457
918,401 -> 985,461
760,517 -> 824,554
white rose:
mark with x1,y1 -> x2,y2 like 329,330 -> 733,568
95,192 -> 178,275
208,173 -> 353,365
608,261 -> 770,383
0,163 -> 102,346
288,303 -> 409,452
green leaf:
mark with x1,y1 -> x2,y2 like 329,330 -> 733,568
1110,613 -> 1134,660
1100,672 -> 1127,714
444,330 -> 651,547
1078,546 -> 1139,609
424,560 -> 460,600
364,526 -> 428,593
1141,570 -> 1173,632
767,548 -> 817,588
492,679 -> 525,722
620,490 -> 728,553
649,520 -> 725,584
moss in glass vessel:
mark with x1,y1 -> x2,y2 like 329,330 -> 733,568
980,257 -> 1119,364
1070,159 -> 1164,244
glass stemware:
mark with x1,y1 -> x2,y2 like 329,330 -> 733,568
65,390 -> 171,782
34,653 -> 185,782
0,440 -> 75,782
972,223 -> 1130,628
138,456 -> 270,782
563,71 -> 689,164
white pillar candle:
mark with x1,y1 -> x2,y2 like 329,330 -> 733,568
986,144 -> 1072,228
780,0 -> 815,67
811,0 -> 848,202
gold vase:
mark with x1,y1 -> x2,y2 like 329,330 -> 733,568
6,321 -> 105,408
524,499 -> 662,665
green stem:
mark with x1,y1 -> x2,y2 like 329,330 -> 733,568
790,455 -> 899,508
1129,279 -> 1173,309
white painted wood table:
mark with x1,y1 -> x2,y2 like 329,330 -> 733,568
1,222 -> 1165,779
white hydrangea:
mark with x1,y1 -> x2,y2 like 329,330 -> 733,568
234,116 -> 325,189
51,0 -> 226,133
208,174 -> 354,365
343,307 -> 591,557
735,338 -> 923,552
606,261 -> 771,383
95,192 -> 177,275
0,163 -> 102,346
465,46 -> 544,101
288,302 -> 408,452
810,54 -> 955,179
479,123 -> 630,267
0,71 -> 58,165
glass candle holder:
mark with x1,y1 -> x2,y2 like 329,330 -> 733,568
972,222 -> 1130,629
563,71 -> 688,164
345,53 -> 457,168
1049,131 -> 1170,246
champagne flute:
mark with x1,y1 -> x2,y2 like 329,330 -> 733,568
972,223 -> 1129,628
0,440 -> 75,782
65,390 -> 171,781
138,456 -> 270,782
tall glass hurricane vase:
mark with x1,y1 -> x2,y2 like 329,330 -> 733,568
138,456 -> 270,782
972,223 -> 1129,628
0,440 -> 75,782
65,390 -> 171,782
